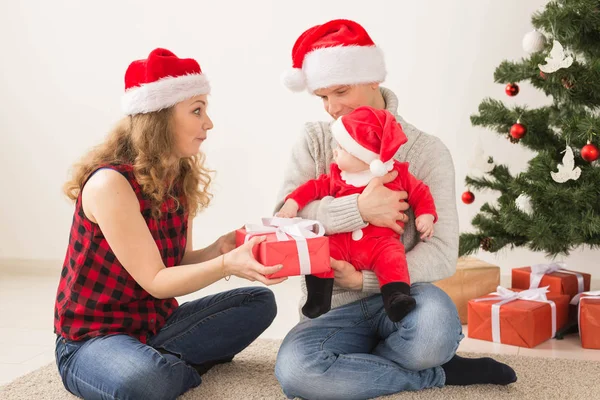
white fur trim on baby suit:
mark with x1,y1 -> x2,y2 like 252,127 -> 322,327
121,73 -> 211,115
302,45 -> 386,93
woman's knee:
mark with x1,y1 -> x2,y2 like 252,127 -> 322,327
402,284 -> 463,370
115,358 -> 198,400
247,287 -> 277,328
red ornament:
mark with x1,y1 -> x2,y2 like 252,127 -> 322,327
581,142 -> 599,162
540,71 -> 547,80
462,191 -> 475,204
505,83 -> 520,97
510,122 -> 527,139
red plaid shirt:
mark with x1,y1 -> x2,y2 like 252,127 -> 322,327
54,164 -> 187,344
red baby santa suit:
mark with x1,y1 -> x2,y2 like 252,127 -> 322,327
286,107 -> 437,286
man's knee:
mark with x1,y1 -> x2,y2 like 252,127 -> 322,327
275,337 -> 336,398
402,283 -> 462,370
275,340 -> 307,398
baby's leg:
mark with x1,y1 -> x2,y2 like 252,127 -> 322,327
302,234 -> 348,319
370,238 -> 415,323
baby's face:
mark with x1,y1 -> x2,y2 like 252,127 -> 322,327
333,147 -> 369,173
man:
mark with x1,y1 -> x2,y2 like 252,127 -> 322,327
274,19 -> 516,400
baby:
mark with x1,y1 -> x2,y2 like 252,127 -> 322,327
278,106 -> 437,322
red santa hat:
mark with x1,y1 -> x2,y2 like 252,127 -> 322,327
121,48 -> 211,115
281,19 -> 386,93
332,107 -> 407,176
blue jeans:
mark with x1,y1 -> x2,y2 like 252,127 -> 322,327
55,287 -> 277,400
275,283 -> 463,400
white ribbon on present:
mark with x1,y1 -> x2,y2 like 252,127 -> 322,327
529,262 -> 585,293
474,286 -> 557,344
570,290 -> 600,338
243,217 -> 325,275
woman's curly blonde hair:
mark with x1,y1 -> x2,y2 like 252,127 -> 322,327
63,108 -> 212,219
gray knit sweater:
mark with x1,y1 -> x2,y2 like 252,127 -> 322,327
275,87 -> 459,311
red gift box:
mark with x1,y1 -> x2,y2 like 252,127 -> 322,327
512,263 -> 591,300
572,291 -> 600,350
468,287 -> 569,348
235,217 -> 331,279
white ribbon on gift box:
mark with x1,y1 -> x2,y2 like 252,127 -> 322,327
474,286 -> 556,344
570,290 -> 600,338
243,217 -> 325,275
529,262 -> 585,293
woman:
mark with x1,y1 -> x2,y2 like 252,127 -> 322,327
54,48 -> 285,400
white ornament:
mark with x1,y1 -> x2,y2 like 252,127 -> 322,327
522,30 -> 547,53
515,193 -> 534,215
551,146 -> 581,183
468,140 -> 495,173
538,40 -> 573,73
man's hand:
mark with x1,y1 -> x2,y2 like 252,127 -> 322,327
330,258 -> 363,291
357,170 -> 409,235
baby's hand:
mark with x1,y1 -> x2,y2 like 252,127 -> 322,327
276,199 -> 299,218
415,214 -> 435,240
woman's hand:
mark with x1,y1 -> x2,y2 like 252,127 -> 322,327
330,258 -> 363,291
223,236 -> 288,285
215,230 -> 236,255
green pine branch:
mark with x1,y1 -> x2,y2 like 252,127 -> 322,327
532,0 -> 600,60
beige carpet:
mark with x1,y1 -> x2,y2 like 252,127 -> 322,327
1,339 -> 598,400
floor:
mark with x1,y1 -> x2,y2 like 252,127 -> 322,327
1,267 -> 599,387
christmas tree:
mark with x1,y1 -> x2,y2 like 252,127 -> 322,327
460,0 -> 600,258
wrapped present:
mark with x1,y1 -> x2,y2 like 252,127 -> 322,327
433,257 -> 500,324
468,286 -> 569,348
235,217 -> 331,279
571,291 -> 600,350
512,262 -> 591,300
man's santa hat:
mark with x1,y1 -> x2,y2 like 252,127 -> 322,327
121,48 -> 211,115
281,19 -> 386,93
332,107 -> 407,176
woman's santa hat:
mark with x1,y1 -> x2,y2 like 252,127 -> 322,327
332,107 -> 407,176
281,19 -> 387,93
121,48 -> 211,115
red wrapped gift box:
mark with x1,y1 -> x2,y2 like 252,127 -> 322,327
235,217 -> 331,279
572,291 -> 600,350
512,263 -> 591,300
468,286 -> 569,348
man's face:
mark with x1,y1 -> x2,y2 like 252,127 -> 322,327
314,83 -> 380,120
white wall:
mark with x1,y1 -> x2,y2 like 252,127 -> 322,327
2,0 -> 595,277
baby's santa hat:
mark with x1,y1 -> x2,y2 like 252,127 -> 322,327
281,19 -> 386,93
122,48 -> 211,115
332,107 -> 407,176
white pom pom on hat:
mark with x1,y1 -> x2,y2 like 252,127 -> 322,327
281,68 -> 307,92
369,159 -> 388,177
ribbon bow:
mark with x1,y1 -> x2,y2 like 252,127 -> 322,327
530,262 -> 585,293
244,217 -> 325,241
243,217 -> 325,275
475,286 -> 556,344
